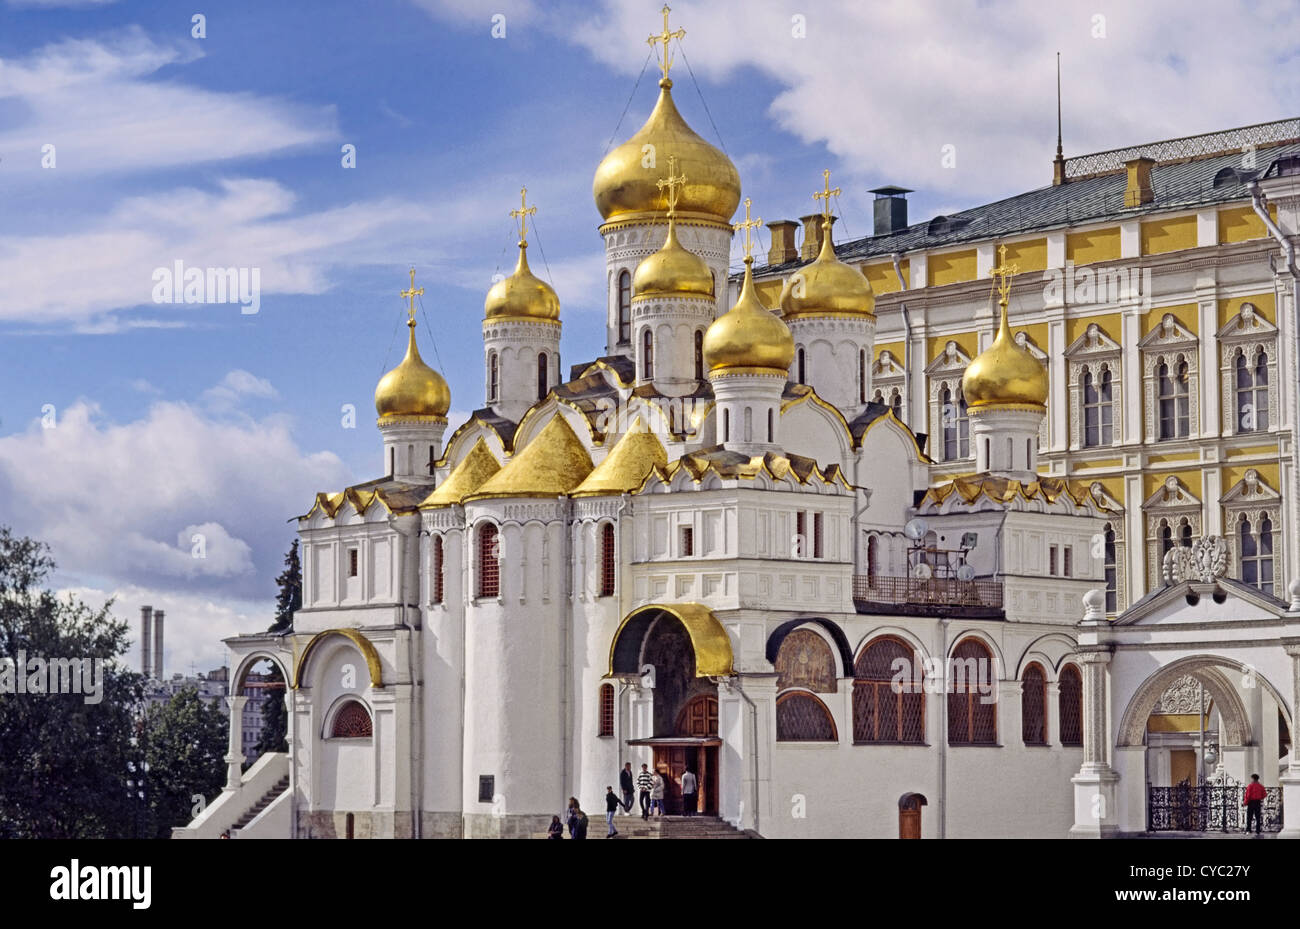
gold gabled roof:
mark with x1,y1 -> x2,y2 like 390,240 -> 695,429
919,475 -> 1096,510
420,438 -> 501,508
466,414 -> 593,501
652,448 -> 850,489
572,418 -> 667,497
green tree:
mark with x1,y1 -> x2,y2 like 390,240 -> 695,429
141,686 -> 228,838
254,664 -> 288,756
0,527 -> 144,838
267,539 -> 301,634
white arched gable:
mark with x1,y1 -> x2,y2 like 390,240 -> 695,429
511,398 -> 598,454
781,393 -> 853,463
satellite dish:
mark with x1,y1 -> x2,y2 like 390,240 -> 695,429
956,564 -> 976,582
912,562 -> 933,580
904,518 -> 930,541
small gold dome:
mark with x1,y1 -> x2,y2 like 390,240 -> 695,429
779,219 -> 874,318
593,79 -> 741,224
375,320 -> 451,419
962,300 -> 1048,410
632,214 -> 714,299
703,257 -> 795,374
484,241 -> 560,321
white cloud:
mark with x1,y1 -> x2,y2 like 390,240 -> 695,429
201,370 -> 278,413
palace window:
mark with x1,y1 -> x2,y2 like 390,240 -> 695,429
1103,525 -> 1117,613
642,329 -> 654,380
477,523 -> 500,599
1059,664 -> 1083,746
599,522 -> 616,597
488,351 -> 499,403
853,636 -> 925,744
330,700 -> 373,739
1021,663 -> 1047,746
776,692 -> 838,742
1082,368 -> 1114,446
617,271 -> 631,344
694,330 -> 704,381
432,535 -> 444,605
947,638 -> 996,745
598,683 -> 615,737
537,352 -> 548,400
1157,360 -> 1190,439
940,385 -> 970,460
1234,349 -> 1269,433
1238,513 -> 1275,596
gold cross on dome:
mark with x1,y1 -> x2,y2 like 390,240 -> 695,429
812,169 -> 840,221
400,267 -> 423,322
733,197 -> 761,262
648,5 -> 686,82
509,186 -> 536,244
656,154 -> 686,215
990,243 -> 1018,303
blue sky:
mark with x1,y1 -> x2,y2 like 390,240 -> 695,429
0,0 -> 1296,673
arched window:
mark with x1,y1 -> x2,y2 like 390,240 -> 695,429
1103,525 -> 1117,613
853,637 -> 924,744
1159,520 -> 1174,561
797,347 -> 806,385
642,329 -> 654,380
941,385 -> 970,459
617,271 -> 631,344
743,407 -> 753,443
330,700 -> 373,738
1179,520 -> 1192,548
1157,358 -> 1190,439
1235,349 -> 1269,432
859,349 -> 867,403
1083,367 -> 1114,446
598,683 -> 615,737
722,408 -> 730,442
767,408 -> 773,442
948,638 -> 996,745
776,692 -> 837,742
488,351 -> 499,403
694,330 -> 704,381
432,535 -> 444,605
537,351 -> 548,400
1021,663 -> 1046,745
890,389 -> 903,420
1240,513 -> 1275,595
477,523 -> 500,599
1058,664 -> 1083,746
599,523 -> 616,597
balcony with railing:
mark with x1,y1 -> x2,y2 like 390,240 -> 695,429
852,574 -> 1005,618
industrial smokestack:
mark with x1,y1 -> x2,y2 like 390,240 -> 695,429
152,610 -> 165,680
140,606 -> 153,678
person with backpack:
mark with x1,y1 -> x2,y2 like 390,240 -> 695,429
604,786 -> 621,837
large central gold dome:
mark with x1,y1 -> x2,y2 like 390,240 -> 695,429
962,301 -> 1048,410
593,78 -> 741,225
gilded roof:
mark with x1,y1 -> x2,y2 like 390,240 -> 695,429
702,257 -> 795,373
572,419 -> 668,497
466,414 -> 594,501
918,475 -> 1103,511
374,320 -> 451,420
962,297 -> 1049,410
419,437 -> 501,508
778,218 -> 874,318
301,479 -> 430,520
484,242 -> 561,321
653,447 -> 849,489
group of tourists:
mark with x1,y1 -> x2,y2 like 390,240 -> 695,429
548,760 -> 700,838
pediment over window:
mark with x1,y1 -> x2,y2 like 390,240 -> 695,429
923,340 -> 972,377
1065,322 -> 1122,359
1138,313 -> 1198,351
1141,475 -> 1202,513
1220,468 -> 1281,506
1216,303 -> 1278,343
1088,481 -> 1125,513
1013,331 -> 1049,363
873,348 -> 907,380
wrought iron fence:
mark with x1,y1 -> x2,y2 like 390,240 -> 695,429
1147,775 -> 1283,833
1065,118 -> 1300,179
852,574 -> 1003,609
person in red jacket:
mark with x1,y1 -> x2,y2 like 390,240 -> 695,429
1243,774 -> 1267,835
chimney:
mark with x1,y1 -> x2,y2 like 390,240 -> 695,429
152,609 -> 164,680
766,220 -> 799,265
869,186 -> 912,236
799,214 -> 836,261
1124,157 -> 1156,207
140,606 -> 152,678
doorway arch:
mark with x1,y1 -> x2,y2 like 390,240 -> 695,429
899,793 -> 927,839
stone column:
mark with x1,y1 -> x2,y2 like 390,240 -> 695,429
225,695 -> 248,790
1046,680 -> 1062,745
1069,596 -> 1120,837
1277,642 -> 1300,838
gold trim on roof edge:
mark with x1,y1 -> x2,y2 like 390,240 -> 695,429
606,602 -> 734,678
293,628 -> 383,689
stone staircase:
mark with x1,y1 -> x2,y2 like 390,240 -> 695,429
538,814 -> 761,839
230,775 -> 289,831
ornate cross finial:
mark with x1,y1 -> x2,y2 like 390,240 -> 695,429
656,154 -> 686,216
990,243 -> 1018,305
812,169 -> 840,221
648,5 -> 686,82
400,267 -> 424,323
733,197 -> 761,262
509,186 -> 536,244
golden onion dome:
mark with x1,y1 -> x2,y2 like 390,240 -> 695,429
962,298 -> 1049,410
779,219 -> 874,318
702,257 -> 795,374
593,78 -> 741,224
484,241 -> 561,322
375,320 -> 451,420
632,214 -> 714,299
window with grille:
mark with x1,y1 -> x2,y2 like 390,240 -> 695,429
776,692 -> 838,742
642,329 -> 654,380
331,700 -> 373,738
537,352 -> 548,400
1021,664 -> 1046,745
1063,546 -> 1072,578
1235,349 -> 1269,432
478,523 -> 500,598
1157,359 -> 1190,439
598,683 -> 615,737
348,548 -> 358,577
853,637 -> 925,744
813,513 -> 823,559
941,385 -> 970,459
489,351 -> 499,403
1083,368 -> 1114,446
679,526 -> 694,557
617,271 -> 631,344
1239,513 -> 1275,596
432,535 -> 444,604
1048,545 -> 1058,576
1103,525 -> 1117,613
1059,664 -> 1083,746
599,523 -> 616,597
948,638 -> 996,745
795,511 -> 806,557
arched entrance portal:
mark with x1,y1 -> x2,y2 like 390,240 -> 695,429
609,604 -> 733,816
898,793 -> 927,839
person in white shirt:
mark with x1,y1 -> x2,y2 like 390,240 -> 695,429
649,768 -> 665,816
681,768 -> 698,816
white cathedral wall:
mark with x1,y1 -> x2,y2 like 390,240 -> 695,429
419,521 -> 467,836
787,316 -> 877,412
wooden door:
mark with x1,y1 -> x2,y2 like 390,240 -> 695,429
653,747 -> 686,814
899,809 -> 921,839
678,695 -> 719,736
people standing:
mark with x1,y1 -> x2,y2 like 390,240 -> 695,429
636,763 -> 654,819
650,767 -> 665,816
547,815 -> 564,839
619,762 -> 635,813
605,787 -> 621,837
681,767 -> 698,816
1243,773 -> 1267,835
566,796 -> 580,838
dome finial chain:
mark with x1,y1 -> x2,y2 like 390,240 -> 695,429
648,5 -> 685,83
734,197 -> 762,263
400,267 -> 424,324
812,168 -> 841,223
656,154 -> 686,217
510,186 -> 537,246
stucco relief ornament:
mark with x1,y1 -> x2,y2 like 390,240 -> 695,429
1162,535 -> 1229,584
